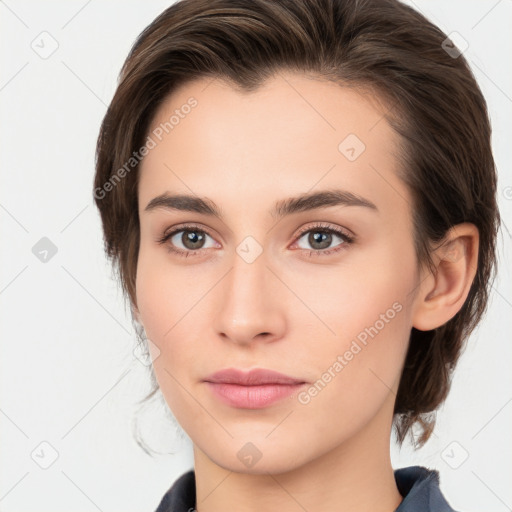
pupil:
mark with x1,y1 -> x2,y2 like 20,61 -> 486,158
310,231 -> 331,250
184,231 -> 204,249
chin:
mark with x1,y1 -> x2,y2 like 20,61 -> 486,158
196,434 -> 314,476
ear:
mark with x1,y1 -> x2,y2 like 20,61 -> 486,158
412,223 -> 479,331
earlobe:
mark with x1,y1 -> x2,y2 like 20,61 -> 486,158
412,223 -> 479,331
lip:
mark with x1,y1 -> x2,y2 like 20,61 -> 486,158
204,368 -> 306,385
203,368 -> 307,409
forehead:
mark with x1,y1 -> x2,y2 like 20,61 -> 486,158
146,72 -> 395,149
138,72 -> 408,219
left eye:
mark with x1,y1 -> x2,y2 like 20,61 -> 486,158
294,227 -> 352,252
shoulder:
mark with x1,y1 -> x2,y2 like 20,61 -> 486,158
394,465 -> 459,512
154,469 -> 196,512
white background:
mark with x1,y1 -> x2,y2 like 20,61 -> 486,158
0,1 -> 511,511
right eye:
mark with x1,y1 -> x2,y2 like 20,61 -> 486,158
157,224 -> 219,257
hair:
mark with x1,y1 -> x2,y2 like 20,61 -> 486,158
93,0 -> 500,449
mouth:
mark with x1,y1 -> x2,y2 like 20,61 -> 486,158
203,367 -> 306,385
203,368 -> 307,409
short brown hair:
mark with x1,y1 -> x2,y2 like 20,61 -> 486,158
93,0 -> 500,447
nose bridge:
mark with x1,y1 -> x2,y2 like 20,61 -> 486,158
226,243 -> 272,317
213,241 -> 285,343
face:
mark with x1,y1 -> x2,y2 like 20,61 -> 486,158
135,72 -> 421,474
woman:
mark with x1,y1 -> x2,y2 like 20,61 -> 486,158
93,0 -> 500,510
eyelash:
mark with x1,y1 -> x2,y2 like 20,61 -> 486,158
156,222 -> 355,258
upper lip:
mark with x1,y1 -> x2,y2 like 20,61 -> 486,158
204,368 -> 306,385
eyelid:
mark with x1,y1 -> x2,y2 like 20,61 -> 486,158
293,221 -> 355,241
159,222 -> 214,240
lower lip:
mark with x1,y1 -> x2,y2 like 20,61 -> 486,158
205,382 -> 306,409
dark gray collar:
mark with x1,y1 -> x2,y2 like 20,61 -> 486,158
155,465 -> 457,512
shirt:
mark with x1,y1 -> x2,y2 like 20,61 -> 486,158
154,465 -> 458,512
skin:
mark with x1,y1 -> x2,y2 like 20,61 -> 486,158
133,72 -> 478,512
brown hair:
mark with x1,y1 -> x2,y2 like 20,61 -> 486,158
93,0 -> 500,448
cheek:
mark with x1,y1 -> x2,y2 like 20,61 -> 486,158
286,233 -> 416,338
135,247 -> 182,361
134,245 -> 215,383
288,243 -> 416,406
135,241 -> 200,334
135,254 -> 196,418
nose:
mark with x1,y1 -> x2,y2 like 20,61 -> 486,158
213,248 -> 287,347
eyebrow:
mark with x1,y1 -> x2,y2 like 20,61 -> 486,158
144,189 -> 378,220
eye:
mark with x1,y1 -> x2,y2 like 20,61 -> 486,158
156,224 -> 218,257
293,222 -> 354,257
